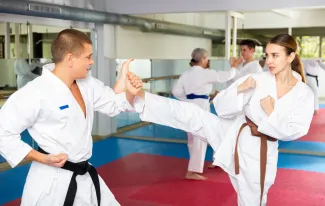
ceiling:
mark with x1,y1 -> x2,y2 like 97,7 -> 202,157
102,0 -> 325,14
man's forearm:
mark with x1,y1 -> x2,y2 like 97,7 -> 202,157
114,77 -> 126,94
25,149 -> 48,165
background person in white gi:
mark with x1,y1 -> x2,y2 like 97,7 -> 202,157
132,33 -> 314,205
303,59 -> 325,115
0,29 -> 142,206
226,39 -> 263,87
208,39 -> 264,169
172,48 -> 237,180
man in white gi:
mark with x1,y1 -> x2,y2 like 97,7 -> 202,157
172,48 -> 237,180
0,29 -> 142,206
208,39 -> 264,169
303,59 -> 325,115
226,39 -> 263,87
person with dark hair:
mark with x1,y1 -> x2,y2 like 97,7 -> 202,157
0,29 -> 142,206
208,39 -> 264,169
172,48 -> 237,180
226,39 -> 263,87
131,34 -> 314,205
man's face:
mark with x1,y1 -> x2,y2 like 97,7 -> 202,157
240,45 -> 255,60
70,43 -> 94,79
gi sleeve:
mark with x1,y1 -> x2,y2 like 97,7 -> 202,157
91,77 -> 139,116
0,86 -> 40,167
203,68 -> 237,84
213,74 -> 255,118
172,75 -> 187,101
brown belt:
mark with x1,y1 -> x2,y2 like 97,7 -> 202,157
234,116 -> 277,206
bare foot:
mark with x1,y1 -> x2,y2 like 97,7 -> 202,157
314,110 -> 319,115
208,164 -> 217,169
185,171 -> 207,180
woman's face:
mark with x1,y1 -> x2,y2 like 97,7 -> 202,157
265,43 -> 295,75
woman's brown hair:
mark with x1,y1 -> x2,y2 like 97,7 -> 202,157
269,34 -> 306,83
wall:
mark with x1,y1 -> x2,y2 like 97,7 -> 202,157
115,26 -> 212,59
243,9 -> 325,29
0,59 -> 16,87
135,9 -> 325,31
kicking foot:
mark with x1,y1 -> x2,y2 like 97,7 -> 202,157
185,172 -> 207,180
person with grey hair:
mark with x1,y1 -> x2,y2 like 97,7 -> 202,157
189,48 -> 210,67
172,48 -> 238,180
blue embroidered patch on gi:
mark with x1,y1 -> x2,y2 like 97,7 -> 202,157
59,105 -> 69,110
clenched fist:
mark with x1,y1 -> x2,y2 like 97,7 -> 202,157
45,153 -> 68,168
230,56 -> 244,68
237,76 -> 256,94
260,95 -> 275,116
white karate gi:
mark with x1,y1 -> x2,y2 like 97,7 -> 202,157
210,60 -> 262,162
136,71 -> 314,206
226,60 -> 263,88
303,60 -> 325,111
0,63 -> 138,206
172,66 -> 236,173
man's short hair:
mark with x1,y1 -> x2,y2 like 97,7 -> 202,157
239,39 -> 256,50
51,29 -> 92,63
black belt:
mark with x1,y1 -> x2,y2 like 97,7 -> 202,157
38,147 -> 101,206
306,73 -> 319,87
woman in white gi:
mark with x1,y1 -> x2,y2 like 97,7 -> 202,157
0,29 -> 142,206
132,34 -> 314,205
172,48 -> 237,180
303,59 -> 325,115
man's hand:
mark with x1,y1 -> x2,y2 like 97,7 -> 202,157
230,56 -> 243,68
233,56 -> 244,68
25,149 -> 68,168
45,154 -> 68,168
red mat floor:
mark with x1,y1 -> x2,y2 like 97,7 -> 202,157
6,153 -> 325,206
298,109 -> 325,142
